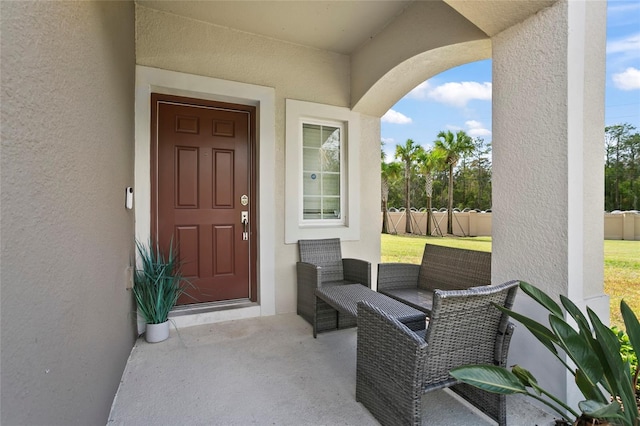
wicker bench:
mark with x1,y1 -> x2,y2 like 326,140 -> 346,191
314,284 -> 426,338
377,244 -> 491,315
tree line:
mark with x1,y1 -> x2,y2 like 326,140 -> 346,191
605,124 -> 640,212
382,123 -> 640,234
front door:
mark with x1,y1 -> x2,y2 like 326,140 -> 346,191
151,93 -> 257,305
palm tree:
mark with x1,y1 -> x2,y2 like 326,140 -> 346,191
395,139 -> 420,233
381,140 -> 403,234
434,130 -> 474,234
416,147 -> 446,236
381,159 -> 402,234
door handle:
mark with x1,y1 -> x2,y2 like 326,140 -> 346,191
241,211 -> 249,240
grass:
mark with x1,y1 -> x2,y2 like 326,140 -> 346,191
605,240 -> 640,327
381,234 -> 640,329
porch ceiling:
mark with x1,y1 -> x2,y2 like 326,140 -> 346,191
136,0 -> 413,55
136,0 -> 556,56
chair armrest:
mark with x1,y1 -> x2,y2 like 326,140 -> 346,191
342,258 -> 371,288
356,301 -> 427,425
495,322 -> 515,367
296,261 -> 321,288
357,300 -> 427,365
377,263 -> 420,292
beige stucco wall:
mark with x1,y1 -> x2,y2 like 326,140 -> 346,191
135,5 -> 381,315
1,2 -> 136,424
350,1 -> 489,116
386,211 -> 639,240
492,0 -> 607,410
604,212 -> 640,240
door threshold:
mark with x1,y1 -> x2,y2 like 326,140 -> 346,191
170,299 -> 256,317
168,299 -> 262,329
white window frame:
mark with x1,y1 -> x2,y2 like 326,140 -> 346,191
285,99 -> 360,243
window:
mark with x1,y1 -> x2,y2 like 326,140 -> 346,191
302,121 -> 343,222
285,99 -> 360,243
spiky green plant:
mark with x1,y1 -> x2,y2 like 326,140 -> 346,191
133,240 -> 190,324
450,281 -> 640,426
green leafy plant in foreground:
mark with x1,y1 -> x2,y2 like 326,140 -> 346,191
132,240 -> 191,324
614,326 -> 639,393
450,281 -> 640,426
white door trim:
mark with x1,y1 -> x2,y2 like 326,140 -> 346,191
134,65 -> 276,328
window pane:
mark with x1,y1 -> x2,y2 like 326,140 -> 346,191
303,147 -> 320,171
321,127 -> 340,172
303,124 -> 321,148
303,172 -> 321,195
322,173 -> 340,196
303,197 -> 321,219
322,146 -> 340,172
322,197 -> 340,219
321,126 -> 340,149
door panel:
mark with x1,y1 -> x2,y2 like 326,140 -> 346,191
152,94 -> 256,305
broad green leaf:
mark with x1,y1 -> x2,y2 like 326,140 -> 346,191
589,308 -> 636,426
450,365 -> 527,395
494,305 -> 559,354
621,300 -> 640,367
512,365 -> 538,390
560,295 -> 592,336
620,301 -> 640,420
510,365 -> 555,403
549,315 -> 604,394
578,400 -> 625,420
519,281 -> 563,318
575,369 -> 607,403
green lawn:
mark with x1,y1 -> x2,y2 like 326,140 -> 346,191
381,234 -> 640,329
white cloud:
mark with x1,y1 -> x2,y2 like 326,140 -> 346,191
427,82 -> 492,108
381,109 -> 412,124
612,67 -> 640,90
465,120 -> 491,137
607,33 -> 640,56
440,122 -> 491,138
406,81 -> 431,100
381,137 -> 395,144
608,2 -> 640,15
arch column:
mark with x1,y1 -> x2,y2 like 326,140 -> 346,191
492,0 -> 608,411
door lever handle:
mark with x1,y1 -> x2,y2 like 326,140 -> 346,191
241,211 -> 249,240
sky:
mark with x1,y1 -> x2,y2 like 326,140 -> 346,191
381,0 -> 640,161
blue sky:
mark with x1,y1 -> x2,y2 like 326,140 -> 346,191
381,0 -> 640,161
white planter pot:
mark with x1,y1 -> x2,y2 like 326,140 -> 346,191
145,320 -> 170,343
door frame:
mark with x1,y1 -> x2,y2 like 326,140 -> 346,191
150,93 -> 257,304
135,65 -> 276,330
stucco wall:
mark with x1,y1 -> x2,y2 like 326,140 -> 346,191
492,0 -> 607,411
1,2 -> 136,424
135,5 -> 382,315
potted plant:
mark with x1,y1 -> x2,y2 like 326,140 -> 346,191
133,240 -> 190,343
450,281 -> 640,426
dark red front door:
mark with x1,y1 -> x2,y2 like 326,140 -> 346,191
151,94 -> 256,305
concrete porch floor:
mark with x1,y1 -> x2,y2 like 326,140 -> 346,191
108,313 -> 560,425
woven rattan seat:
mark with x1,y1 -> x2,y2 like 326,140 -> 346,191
314,284 -> 426,338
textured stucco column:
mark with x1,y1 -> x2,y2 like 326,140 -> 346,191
492,0 -> 607,412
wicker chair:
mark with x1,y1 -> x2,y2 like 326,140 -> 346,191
356,280 -> 519,426
296,238 -> 371,331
